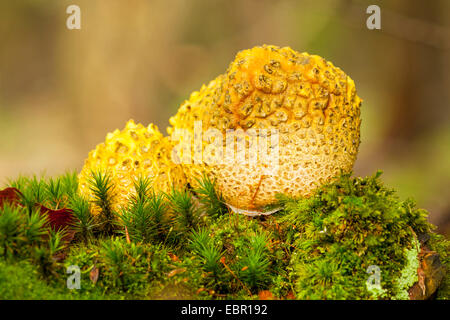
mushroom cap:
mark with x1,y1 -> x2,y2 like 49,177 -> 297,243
78,119 -> 186,215
169,45 -> 362,213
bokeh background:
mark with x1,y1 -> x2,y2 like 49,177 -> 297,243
0,0 -> 449,235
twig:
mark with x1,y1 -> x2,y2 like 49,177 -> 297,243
219,256 -> 252,296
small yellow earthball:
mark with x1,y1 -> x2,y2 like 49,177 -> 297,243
168,45 -> 362,214
78,120 -> 187,215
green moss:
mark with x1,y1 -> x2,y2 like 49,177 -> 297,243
62,238 -> 175,297
366,279 -> 387,299
392,237 -> 420,300
0,170 -> 448,300
0,259 -> 123,300
276,171 -> 432,299
0,260 -> 65,300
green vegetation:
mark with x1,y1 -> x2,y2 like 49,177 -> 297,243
87,170 -> 117,235
276,171 -> 434,300
0,171 -> 448,300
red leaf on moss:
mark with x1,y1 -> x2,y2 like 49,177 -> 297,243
0,187 -> 22,207
0,187 -> 77,243
38,205 -> 76,242
38,205 -> 74,231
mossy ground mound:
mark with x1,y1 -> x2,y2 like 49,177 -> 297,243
0,171 -> 448,299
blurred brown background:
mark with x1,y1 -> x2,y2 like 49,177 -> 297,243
0,0 -> 449,235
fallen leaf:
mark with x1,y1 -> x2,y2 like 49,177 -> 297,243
0,187 -> 22,207
0,187 -> 77,244
258,290 -> 274,300
408,237 -> 445,300
167,268 -> 187,278
39,205 -> 75,231
90,265 -> 99,284
38,205 -> 76,242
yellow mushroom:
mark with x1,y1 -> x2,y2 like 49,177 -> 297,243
78,119 -> 186,215
168,45 -> 362,214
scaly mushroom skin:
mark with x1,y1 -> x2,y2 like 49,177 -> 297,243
168,45 -> 362,214
78,120 -> 186,215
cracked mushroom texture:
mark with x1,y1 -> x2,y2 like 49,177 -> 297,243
78,120 -> 186,215
168,45 -> 362,214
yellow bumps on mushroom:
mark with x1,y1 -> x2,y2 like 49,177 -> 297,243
78,119 -> 186,215
168,45 -> 362,215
